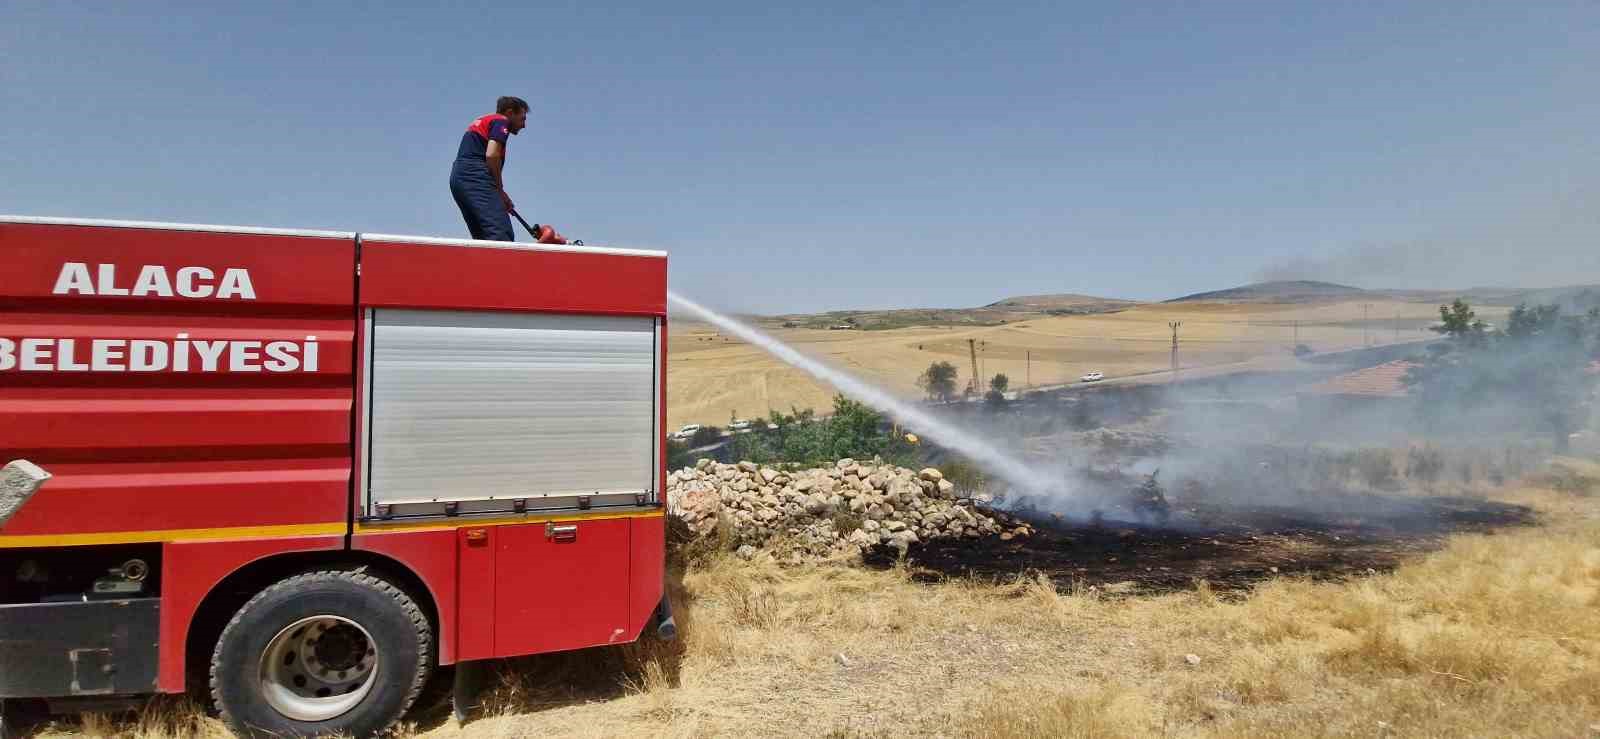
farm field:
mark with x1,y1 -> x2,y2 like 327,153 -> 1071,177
666,299 -> 1503,429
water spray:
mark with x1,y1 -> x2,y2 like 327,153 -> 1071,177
667,291 -> 1062,496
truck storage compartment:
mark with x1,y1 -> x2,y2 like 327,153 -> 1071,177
0,598 -> 159,698
364,309 -> 659,518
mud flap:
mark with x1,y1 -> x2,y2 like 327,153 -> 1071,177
451,660 -> 488,723
654,593 -> 677,641
0,598 -> 159,699
0,699 -> 28,739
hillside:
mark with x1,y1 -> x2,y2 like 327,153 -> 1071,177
1167,280 -> 1371,304
985,293 -> 1138,315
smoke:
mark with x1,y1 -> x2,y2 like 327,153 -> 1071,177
918,327 -> 1587,530
1257,239 -> 1450,286
1256,187 -> 1600,289
666,293 -> 1590,531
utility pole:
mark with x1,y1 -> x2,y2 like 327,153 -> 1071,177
1168,321 -> 1182,379
979,341 -> 986,385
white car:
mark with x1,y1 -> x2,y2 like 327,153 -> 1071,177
729,419 -> 754,433
1080,371 -> 1105,383
671,424 -> 703,441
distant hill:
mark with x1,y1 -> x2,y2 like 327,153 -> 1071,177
1166,280 -> 1371,304
762,292 -> 1133,331
985,293 -> 1137,315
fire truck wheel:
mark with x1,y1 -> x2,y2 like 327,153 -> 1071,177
210,569 -> 433,738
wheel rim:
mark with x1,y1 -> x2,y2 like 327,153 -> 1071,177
258,615 -> 380,722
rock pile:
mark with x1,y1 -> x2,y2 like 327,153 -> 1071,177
666,458 -> 1035,559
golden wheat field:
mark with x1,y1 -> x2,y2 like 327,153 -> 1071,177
42,460 -> 1600,738
667,300 -> 1498,429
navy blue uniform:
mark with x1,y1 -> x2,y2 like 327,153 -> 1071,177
450,113 -> 514,241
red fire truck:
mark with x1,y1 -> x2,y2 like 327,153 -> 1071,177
0,216 -> 672,737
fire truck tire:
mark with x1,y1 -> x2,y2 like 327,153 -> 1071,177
209,569 -> 433,738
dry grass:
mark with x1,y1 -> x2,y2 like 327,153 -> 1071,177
35,476 -> 1598,738
68,697 -> 231,739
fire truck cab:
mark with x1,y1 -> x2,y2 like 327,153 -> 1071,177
0,217 -> 670,737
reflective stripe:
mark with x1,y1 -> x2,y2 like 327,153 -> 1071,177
353,509 -> 664,534
0,522 -> 347,548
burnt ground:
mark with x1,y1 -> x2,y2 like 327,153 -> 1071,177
865,494 -> 1538,595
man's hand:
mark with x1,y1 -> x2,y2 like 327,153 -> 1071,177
500,191 -> 515,212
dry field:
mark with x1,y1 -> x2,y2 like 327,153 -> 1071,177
666,300 -> 1506,429
46,459 -> 1600,738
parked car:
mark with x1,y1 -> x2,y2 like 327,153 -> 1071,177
672,424 -> 703,441
729,419 -> 754,433
1080,371 -> 1105,383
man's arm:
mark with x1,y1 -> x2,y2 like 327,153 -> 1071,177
485,140 -> 513,211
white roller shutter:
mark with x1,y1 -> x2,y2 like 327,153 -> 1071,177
366,309 -> 657,512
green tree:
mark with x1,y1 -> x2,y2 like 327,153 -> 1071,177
984,373 -> 1009,408
917,361 -> 960,402
1433,299 -> 1488,344
1408,301 -> 1596,452
1506,302 -> 1560,339
822,395 -> 887,460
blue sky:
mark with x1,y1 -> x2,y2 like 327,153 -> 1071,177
3,2 -> 1597,313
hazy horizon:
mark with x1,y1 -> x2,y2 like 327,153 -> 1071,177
678,277 -> 1600,317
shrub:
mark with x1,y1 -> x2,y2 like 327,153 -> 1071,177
726,396 -> 917,468
1405,447 -> 1444,486
1354,449 -> 1397,489
830,510 -> 864,536
1132,471 -> 1170,525
666,439 -> 695,472
690,425 -> 724,447
942,458 -> 989,496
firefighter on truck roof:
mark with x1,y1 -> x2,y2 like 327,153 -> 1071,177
450,96 -> 529,241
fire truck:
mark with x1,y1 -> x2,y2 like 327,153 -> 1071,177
0,216 -> 672,737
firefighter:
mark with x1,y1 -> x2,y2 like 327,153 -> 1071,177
450,96 -> 529,241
